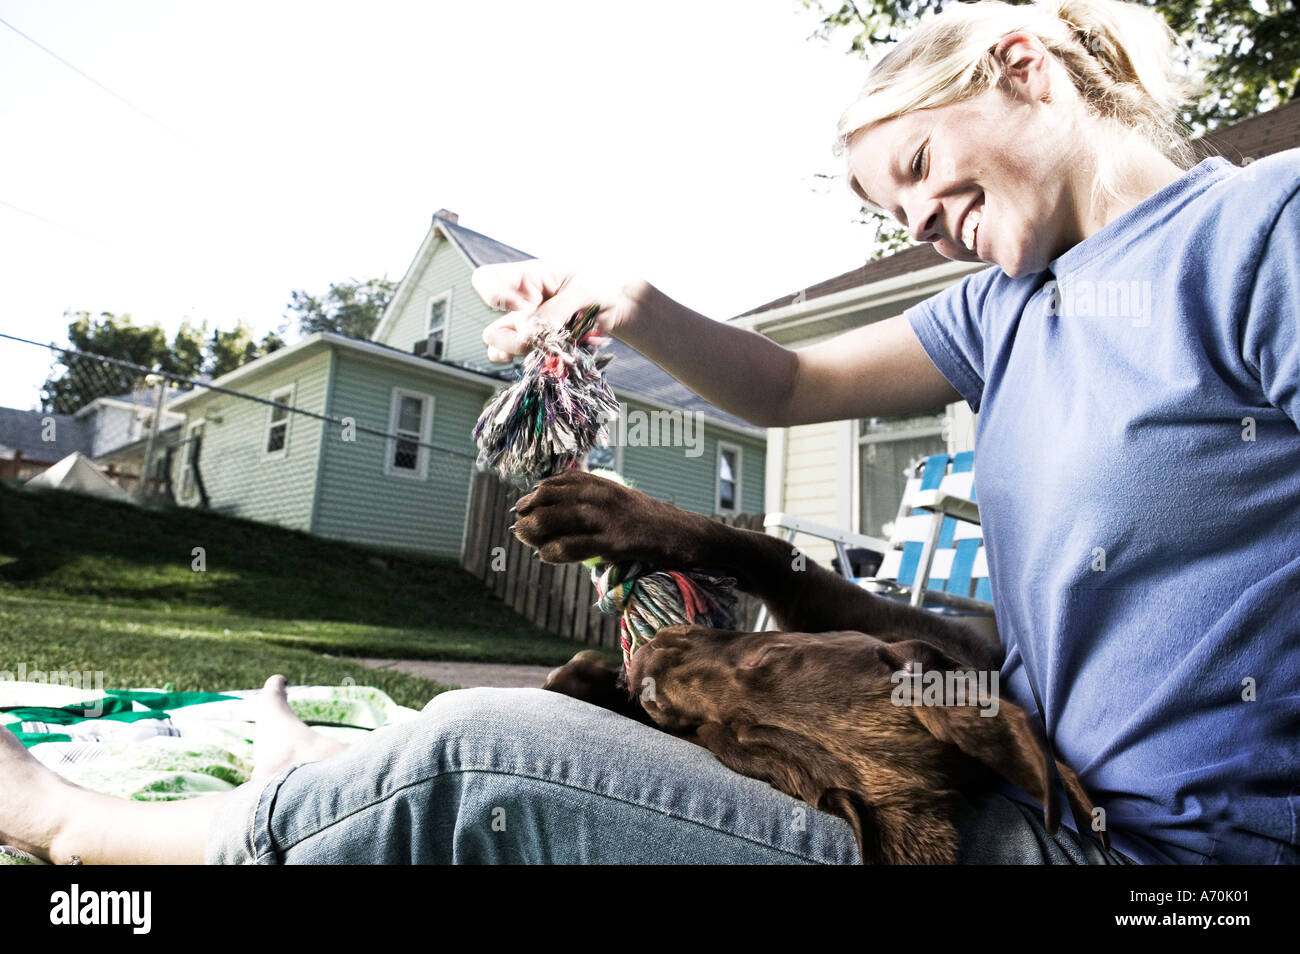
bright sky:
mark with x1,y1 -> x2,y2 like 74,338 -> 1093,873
0,0 -> 877,410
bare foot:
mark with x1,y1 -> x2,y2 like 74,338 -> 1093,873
0,722 -> 71,862
251,675 -> 348,780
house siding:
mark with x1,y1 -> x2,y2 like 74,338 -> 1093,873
374,236 -> 505,369
312,351 -> 491,557
616,397 -> 765,516
176,351 -> 331,531
779,419 -> 844,566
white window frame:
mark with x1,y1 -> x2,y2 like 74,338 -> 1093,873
715,441 -> 743,515
179,419 -> 204,504
263,384 -> 294,460
425,290 -> 452,360
385,387 -> 435,480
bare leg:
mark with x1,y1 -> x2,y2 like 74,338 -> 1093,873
0,675 -> 349,865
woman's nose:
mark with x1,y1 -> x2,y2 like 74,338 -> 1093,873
907,205 -> 942,244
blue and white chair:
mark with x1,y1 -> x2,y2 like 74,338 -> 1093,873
753,451 -> 995,634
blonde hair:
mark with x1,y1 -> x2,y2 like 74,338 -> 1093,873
835,0 -> 1199,210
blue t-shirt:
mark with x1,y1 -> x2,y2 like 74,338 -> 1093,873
905,151 -> 1300,864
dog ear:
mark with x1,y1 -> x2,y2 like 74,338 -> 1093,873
740,642 -> 794,670
914,699 -> 1060,834
880,639 -> 1060,835
1053,757 -> 1111,850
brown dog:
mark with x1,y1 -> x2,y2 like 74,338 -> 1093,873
520,470 -> 1104,864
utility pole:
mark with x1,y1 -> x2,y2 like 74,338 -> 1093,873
137,374 -> 168,502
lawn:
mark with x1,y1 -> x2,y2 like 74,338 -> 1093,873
0,481 -> 613,709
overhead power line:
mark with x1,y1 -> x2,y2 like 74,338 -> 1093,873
0,15 -> 192,145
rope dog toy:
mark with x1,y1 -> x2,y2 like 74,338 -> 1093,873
589,559 -> 739,681
473,304 -> 619,488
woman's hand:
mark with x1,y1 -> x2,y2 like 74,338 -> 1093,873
471,259 -> 645,362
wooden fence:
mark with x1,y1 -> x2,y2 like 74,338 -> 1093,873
461,470 -> 766,648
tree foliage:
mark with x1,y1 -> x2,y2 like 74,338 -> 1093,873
285,277 -> 397,341
41,311 -> 283,413
798,0 -> 1295,129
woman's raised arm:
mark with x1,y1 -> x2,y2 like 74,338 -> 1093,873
473,260 -> 960,428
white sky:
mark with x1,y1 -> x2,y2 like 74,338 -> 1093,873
0,0 -> 877,410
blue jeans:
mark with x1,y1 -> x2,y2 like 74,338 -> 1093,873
204,687 -> 1134,865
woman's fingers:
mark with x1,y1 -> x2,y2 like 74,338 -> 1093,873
471,260 -> 555,313
471,258 -> 640,362
481,312 -> 536,361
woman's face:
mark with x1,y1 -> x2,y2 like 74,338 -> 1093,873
845,36 -> 1086,278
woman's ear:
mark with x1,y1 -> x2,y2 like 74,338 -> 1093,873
993,31 -> 1055,105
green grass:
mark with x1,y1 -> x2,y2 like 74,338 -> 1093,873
0,481 -> 613,708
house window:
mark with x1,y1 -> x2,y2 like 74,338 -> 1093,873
426,291 -> 451,360
264,385 -> 293,458
386,388 -> 434,479
180,420 -> 204,503
716,442 -> 742,514
856,408 -> 947,538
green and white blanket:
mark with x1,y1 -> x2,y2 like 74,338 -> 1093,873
0,680 -> 422,865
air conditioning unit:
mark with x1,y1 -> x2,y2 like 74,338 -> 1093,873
413,335 -> 444,360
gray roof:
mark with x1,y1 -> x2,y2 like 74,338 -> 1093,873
600,338 -> 759,432
438,217 -> 534,268
0,406 -> 92,461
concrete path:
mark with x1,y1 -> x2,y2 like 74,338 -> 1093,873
359,658 -> 557,689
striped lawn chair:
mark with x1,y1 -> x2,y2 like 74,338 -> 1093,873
753,451 -> 994,632
864,451 -> 992,614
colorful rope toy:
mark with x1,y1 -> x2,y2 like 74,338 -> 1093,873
473,304 -> 620,489
589,560 -> 740,681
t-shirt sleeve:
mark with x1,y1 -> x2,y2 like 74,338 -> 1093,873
1240,185 -> 1300,429
904,268 -> 993,414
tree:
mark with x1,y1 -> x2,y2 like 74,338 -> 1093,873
799,0 -> 1297,257
42,312 -> 192,414
797,0 -> 1296,130
41,311 -> 281,413
285,276 -> 397,341
208,321 -> 284,379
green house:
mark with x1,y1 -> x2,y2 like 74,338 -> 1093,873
168,210 -> 766,559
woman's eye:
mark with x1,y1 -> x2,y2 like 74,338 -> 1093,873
912,145 -> 927,177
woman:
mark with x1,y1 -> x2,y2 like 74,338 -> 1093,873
3,0 -> 1296,864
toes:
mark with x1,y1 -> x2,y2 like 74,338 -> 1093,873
262,674 -> 287,695
516,471 -> 613,516
514,501 -> 608,547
